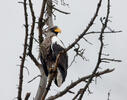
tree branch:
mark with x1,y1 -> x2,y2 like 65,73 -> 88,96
53,6 -> 70,14
28,52 -> 40,67
28,0 -> 36,53
64,0 -> 102,52
85,30 -> 122,35
77,0 -> 110,99
101,58 -> 122,62
38,0 -> 48,44
47,68 -> 114,100
24,92 -> 31,100
27,0 -> 41,68
17,0 -> 29,100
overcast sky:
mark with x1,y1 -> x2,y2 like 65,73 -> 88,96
0,0 -> 127,100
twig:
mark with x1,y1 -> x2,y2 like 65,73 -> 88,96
28,52 -> 40,66
47,69 -> 114,100
83,37 -> 93,45
69,54 -> 77,67
18,1 -> 27,4
28,75 -> 41,83
101,58 -> 122,62
107,90 -> 111,100
60,0 -> 69,6
85,30 -> 122,35
17,0 -> 29,100
77,0 -> 110,99
68,90 -> 75,94
73,89 -> 82,100
24,66 -> 30,76
53,6 -> 70,14
28,0 -> 36,53
24,92 -> 31,100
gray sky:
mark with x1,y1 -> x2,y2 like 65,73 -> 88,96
0,0 -> 127,100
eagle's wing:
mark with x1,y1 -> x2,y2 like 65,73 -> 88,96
51,36 -> 68,87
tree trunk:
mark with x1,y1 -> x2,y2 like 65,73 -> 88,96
35,0 -> 53,99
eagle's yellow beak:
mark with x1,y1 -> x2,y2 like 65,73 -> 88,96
54,28 -> 61,33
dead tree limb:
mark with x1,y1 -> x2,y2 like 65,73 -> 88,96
47,68 -> 114,100
24,92 -> 31,100
17,0 -> 28,100
64,0 -> 102,52
38,0 -> 48,44
27,0 -> 40,67
52,6 -> 70,14
28,0 -> 36,53
76,0 -> 110,99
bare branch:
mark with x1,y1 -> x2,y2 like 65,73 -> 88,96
24,66 -> 30,76
78,0 -> 110,99
17,0 -> 29,99
38,0 -> 48,44
28,52 -> 40,67
28,0 -> 36,53
64,0 -> 102,53
28,75 -> 41,83
68,90 -> 75,94
47,68 -> 114,100
83,37 -> 93,45
73,89 -> 83,100
26,0 -> 41,69
107,90 -> 111,100
60,0 -> 69,6
24,92 -> 31,100
53,6 -> 70,14
86,30 -> 122,35
69,54 -> 77,67
101,58 -> 122,62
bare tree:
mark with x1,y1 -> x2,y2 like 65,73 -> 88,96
17,0 -> 121,100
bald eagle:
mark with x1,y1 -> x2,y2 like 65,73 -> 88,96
40,26 -> 68,87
